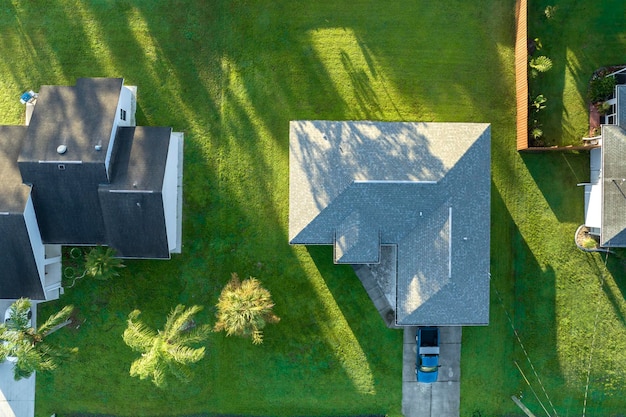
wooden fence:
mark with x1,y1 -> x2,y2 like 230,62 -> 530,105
515,0 -> 529,150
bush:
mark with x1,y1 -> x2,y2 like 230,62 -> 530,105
531,94 -> 547,112
529,56 -> 553,74
597,101 -> 612,115
582,237 -> 597,249
588,75 -> 616,104
544,5 -> 558,19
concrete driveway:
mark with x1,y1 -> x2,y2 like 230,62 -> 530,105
0,300 -> 36,417
402,326 -> 461,417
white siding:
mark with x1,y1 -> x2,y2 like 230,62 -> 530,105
105,84 -> 135,176
584,147 -> 603,229
163,132 -> 183,253
23,194 -> 45,284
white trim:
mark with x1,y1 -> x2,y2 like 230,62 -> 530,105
448,206 -> 452,279
353,180 -> 437,184
107,190 -> 154,194
606,67 -> 626,77
38,160 -> 82,164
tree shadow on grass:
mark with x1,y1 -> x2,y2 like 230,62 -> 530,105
521,151 -> 588,223
488,185 -> 564,415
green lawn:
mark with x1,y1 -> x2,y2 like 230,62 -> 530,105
0,1 -> 624,416
528,0 -> 626,146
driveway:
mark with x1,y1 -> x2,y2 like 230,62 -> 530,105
0,300 -> 36,417
402,326 -> 461,417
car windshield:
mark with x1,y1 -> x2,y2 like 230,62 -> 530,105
419,365 -> 438,373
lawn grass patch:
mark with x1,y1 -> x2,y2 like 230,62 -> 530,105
528,0 -> 626,146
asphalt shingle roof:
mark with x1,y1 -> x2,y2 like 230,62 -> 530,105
19,78 -> 123,164
289,121 -> 491,326
601,124 -> 626,246
0,126 -> 30,213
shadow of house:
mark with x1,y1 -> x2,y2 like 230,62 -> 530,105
0,78 -> 183,301
289,121 -> 491,327
582,84 -> 626,247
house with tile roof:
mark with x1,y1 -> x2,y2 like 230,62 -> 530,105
582,83 -> 626,247
289,121 -> 491,326
0,78 -> 183,301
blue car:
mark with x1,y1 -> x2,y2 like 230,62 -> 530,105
416,327 -> 439,383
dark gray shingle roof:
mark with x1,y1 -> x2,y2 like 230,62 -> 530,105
0,126 -> 45,299
289,121 -> 491,326
98,126 -> 172,258
0,126 -> 30,213
19,78 -> 122,164
107,126 -> 171,191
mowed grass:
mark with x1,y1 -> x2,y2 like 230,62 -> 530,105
528,0 -> 626,146
0,1 -> 624,416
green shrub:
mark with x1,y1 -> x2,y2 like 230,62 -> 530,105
597,101 -> 612,115
544,5 -> 558,19
531,94 -> 547,112
529,56 -> 553,74
588,75 -> 616,104
582,237 -> 597,249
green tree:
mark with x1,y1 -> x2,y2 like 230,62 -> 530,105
0,298 -> 75,380
122,305 -> 210,388
84,246 -> 125,280
214,273 -> 280,345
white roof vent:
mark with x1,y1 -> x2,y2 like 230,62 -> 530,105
57,145 -> 67,154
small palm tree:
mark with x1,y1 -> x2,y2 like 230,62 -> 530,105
65,246 -> 125,288
84,246 -> 125,280
122,305 -> 211,388
529,55 -> 553,77
214,273 -> 280,345
0,298 -> 75,380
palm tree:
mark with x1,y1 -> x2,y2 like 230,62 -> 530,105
122,305 -> 211,388
214,273 -> 280,345
0,298 -> 75,380
66,246 -> 126,288
84,246 -> 125,281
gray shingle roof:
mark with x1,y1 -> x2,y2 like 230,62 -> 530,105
98,126 -> 172,258
106,126 -> 171,191
19,78 -> 122,164
289,121 -> 491,326
0,126 -> 30,213
0,126 -> 45,299
601,125 -> 626,246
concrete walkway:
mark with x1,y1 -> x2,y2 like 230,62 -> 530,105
402,326 -> 461,417
0,300 -> 36,417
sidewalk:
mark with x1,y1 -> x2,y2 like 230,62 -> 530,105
0,300 -> 37,417
402,326 -> 461,417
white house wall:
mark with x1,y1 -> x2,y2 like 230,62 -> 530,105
105,84 -> 135,177
23,194 -> 45,290
584,147 -> 602,230
162,132 -> 183,253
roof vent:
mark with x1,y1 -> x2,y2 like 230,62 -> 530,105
95,144 -> 102,151
56,145 -> 67,154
